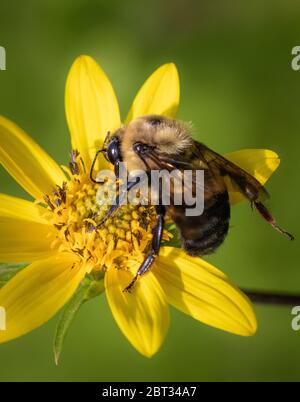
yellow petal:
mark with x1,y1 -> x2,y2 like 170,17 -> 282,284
0,193 -> 55,262
0,253 -> 84,343
224,149 -> 280,205
65,55 -> 121,169
105,267 -> 169,357
126,63 -> 180,122
154,247 -> 257,336
0,117 -> 66,200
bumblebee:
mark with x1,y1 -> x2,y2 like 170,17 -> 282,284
90,115 -> 294,290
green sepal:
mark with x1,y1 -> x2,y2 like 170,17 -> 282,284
53,275 -> 105,365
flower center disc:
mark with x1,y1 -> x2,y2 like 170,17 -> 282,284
44,153 -> 171,275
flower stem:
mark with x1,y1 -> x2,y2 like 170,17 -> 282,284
242,289 -> 300,305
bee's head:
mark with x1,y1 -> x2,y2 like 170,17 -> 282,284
117,115 -> 192,171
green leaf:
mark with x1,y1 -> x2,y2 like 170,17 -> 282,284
0,263 -> 27,288
53,276 -> 104,365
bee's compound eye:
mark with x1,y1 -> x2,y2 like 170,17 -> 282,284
107,138 -> 121,164
133,142 -> 149,155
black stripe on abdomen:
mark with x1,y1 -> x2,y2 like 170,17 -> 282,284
180,191 -> 230,256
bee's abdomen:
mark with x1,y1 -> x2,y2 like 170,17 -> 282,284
171,191 -> 230,257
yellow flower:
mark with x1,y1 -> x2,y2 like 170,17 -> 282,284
0,56 -> 280,357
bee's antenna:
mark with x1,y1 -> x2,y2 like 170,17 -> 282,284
89,149 -> 107,184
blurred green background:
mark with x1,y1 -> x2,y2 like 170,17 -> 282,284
0,0 -> 300,382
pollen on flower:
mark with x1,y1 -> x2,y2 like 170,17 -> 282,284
43,151 -> 172,276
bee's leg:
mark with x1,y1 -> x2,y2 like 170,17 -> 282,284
124,205 -> 166,292
93,176 -> 142,229
252,201 -> 294,240
234,178 -> 294,240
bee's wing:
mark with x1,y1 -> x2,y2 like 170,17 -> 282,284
192,141 -> 269,202
146,141 -> 268,202
192,141 -> 295,240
